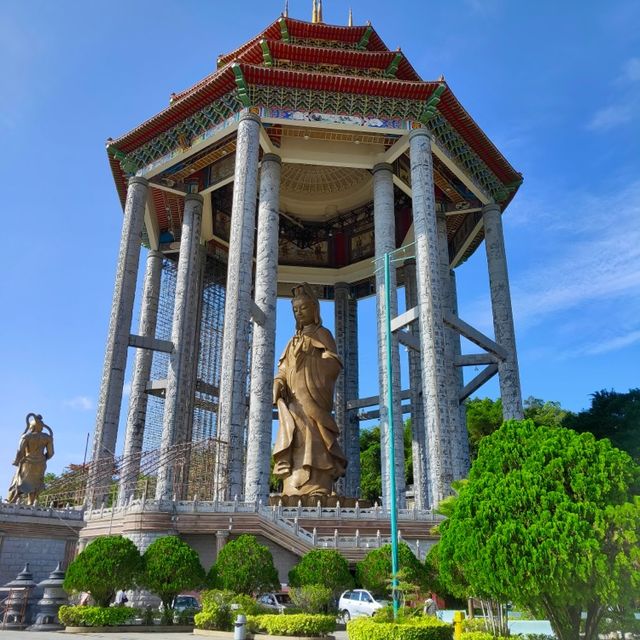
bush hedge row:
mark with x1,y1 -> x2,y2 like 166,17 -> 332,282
58,605 -> 138,627
347,616 -> 453,640
248,613 -> 336,637
460,633 -> 498,640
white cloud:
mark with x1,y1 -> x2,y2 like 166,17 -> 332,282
587,104 -> 634,131
512,180 -> 640,327
64,396 -> 94,411
620,57 -> 640,83
588,58 -> 640,131
581,329 -> 640,356
461,179 -> 640,361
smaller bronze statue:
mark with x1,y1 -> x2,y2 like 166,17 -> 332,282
272,283 -> 347,498
7,413 -> 54,505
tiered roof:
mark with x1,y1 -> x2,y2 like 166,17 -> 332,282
107,13 -> 522,262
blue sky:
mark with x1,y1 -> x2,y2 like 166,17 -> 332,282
1,0 -> 638,493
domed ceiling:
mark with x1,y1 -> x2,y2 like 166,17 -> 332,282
279,163 -> 373,221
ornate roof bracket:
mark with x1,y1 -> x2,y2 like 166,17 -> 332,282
232,64 -> 251,107
107,144 -> 137,176
384,51 -> 403,78
260,39 -> 273,67
357,25 -> 373,50
419,83 -> 446,125
278,17 -> 291,43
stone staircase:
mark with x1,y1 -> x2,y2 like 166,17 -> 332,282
82,498 -> 443,561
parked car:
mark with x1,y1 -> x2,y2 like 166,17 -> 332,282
338,589 -> 388,621
257,592 -> 292,613
172,595 -> 201,613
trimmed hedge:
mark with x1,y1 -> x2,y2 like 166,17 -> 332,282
248,613 -> 336,637
347,616 -> 453,640
58,605 -> 138,627
194,608 -> 233,632
460,633 -> 497,640
195,590 -> 269,631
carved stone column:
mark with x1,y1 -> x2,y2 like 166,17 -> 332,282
334,282 -> 360,498
482,203 -> 523,420
408,129 -> 452,508
87,176 -> 148,506
403,259 -> 429,509
373,162 -> 406,509
217,113 -> 261,499
437,214 -> 470,481
215,530 -> 229,556
118,249 -> 163,505
245,153 -> 281,503
156,193 -> 203,500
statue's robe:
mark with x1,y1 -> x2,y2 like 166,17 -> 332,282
273,323 -> 347,496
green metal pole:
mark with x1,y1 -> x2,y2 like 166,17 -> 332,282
384,251 -> 400,619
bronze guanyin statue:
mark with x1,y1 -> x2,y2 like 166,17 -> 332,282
272,283 -> 347,501
7,413 -> 54,505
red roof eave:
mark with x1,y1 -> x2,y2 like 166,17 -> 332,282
243,63 -> 434,101
438,88 -> 520,185
110,62 -> 519,190
111,64 -> 237,153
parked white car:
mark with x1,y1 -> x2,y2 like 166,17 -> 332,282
257,592 -> 292,613
338,589 -> 388,621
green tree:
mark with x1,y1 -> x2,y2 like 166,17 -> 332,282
360,423 -> 414,503
212,534 -> 280,595
356,542 -> 427,595
523,396 -> 572,427
465,397 -> 504,459
465,396 -> 571,459
437,420 -> 640,640
565,388 -> 640,462
140,535 -> 205,612
288,549 -> 354,595
63,535 -> 143,607
359,426 -> 381,502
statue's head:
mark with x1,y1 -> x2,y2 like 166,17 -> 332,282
291,283 -> 321,330
30,415 -> 44,433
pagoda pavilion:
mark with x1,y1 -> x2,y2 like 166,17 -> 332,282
83,3 -> 523,559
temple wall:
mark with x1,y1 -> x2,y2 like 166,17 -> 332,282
0,504 -> 83,587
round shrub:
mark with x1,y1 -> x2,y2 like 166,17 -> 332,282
63,535 -> 143,607
288,549 -> 354,595
347,616 -> 452,640
58,605 -> 138,627
195,589 -> 268,631
194,606 -> 233,632
356,542 -> 427,595
249,613 -> 336,637
139,535 -> 205,611
290,585 -> 334,614
212,534 -> 280,595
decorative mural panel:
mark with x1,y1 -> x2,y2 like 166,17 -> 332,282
350,230 -> 375,262
279,239 -> 330,267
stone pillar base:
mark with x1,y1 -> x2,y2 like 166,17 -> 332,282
268,495 -> 372,508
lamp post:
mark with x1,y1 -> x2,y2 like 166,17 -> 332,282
383,250 -> 400,619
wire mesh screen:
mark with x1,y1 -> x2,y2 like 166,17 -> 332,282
43,248 -> 235,506
143,257 -> 177,452
192,255 -> 227,443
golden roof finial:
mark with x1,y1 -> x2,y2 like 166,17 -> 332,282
283,0 -> 289,17
317,0 -> 323,22
348,7 -> 353,26
312,0 -> 317,23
